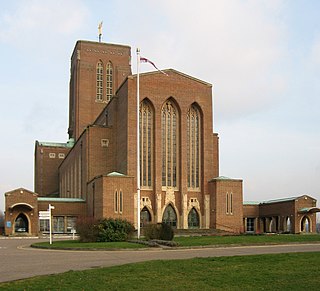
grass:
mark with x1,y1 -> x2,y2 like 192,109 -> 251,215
31,240 -> 147,249
174,233 -> 320,247
31,234 -> 320,250
0,252 -> 319,290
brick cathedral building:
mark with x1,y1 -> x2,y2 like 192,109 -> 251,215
4,40 -> 319,236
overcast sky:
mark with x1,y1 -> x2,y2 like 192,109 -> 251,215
0,0 -> 319,214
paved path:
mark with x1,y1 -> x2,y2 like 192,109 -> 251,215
1,238 -> 320,283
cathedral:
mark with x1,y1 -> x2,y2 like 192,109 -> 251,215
3,40 -> 318,236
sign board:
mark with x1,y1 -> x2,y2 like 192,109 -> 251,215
6,221 -> 11,228
39,210 -> 50,220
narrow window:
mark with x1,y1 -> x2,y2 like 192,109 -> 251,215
230,193 -> 233,214
119,191 -> 123,213
96,61 -> 103,101
162,100 -> 179,188
106,62 -> 113,102
114,190 -> 118,212
226,193 -> 229,214
187,104 -> 201,189
140,99 -> 153,188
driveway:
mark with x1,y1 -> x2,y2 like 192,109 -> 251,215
1,238 -> 320,283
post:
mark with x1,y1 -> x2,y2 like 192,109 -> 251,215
49,204 -> 55,245
136,48 -> 141,239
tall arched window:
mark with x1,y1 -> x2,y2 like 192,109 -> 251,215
96,61 -> 103,101
162,99 -> 179,188
187,104 -> 201,189
106,62 -> 113,102
140,99 -> 153,188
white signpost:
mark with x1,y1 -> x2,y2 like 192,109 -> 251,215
39,204 -> 55,244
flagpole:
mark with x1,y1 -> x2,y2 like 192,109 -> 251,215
136,48 -> 141,239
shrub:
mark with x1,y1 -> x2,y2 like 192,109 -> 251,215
144,223 -> 174,241
76,217 -> 99,242
96,218 -> 135,242
159,223 -> 174,241
144,223 -> 161,240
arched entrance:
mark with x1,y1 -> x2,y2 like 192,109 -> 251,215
188,207 -> 200,228
14,213 -> 29,233
162,204 -> 177,228
141,207 -> 151,227
301,216 -> 310,233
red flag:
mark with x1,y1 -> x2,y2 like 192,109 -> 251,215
140,57 -> 168,75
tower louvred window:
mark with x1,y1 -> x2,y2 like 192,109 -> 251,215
106,62 -> 113,102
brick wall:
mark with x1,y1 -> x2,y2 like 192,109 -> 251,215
87,175 -> 135,223
35,142 -> 70,196
68,41 -> 132,140
209,178 -> 243,233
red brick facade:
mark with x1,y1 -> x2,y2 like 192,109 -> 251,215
3,39 -> 318,236
68,41 -> 132,140
34,141 -> 72,196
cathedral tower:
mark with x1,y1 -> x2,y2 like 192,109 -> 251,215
68,40 -> 132,140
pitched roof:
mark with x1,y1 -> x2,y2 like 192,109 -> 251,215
132,68 -> 212,87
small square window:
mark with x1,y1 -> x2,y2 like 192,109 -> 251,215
101,139 -> 109,147
58,153 -> 65,159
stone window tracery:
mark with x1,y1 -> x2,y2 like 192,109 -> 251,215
140,99 -> 153,188
162,100 -> 179,188
187,104 -> 201,189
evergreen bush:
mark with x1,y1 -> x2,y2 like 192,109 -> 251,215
144,223 -> 161,240
159,222 -> 174,241
96,218 -> 135,242
144,223 -> 174,241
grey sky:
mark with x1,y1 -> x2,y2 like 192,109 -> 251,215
0,1 -> 319,215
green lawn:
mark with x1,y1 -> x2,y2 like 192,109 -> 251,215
174,233 -> 320,247
1,252 -> 319,290
32,240 -> 147,249
31,234 -> 320,250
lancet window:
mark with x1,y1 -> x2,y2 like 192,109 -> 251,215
106,62 -> 113,102
161,99 -> 179,188
140,99 -> 153,188
187,104 -> 201,189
